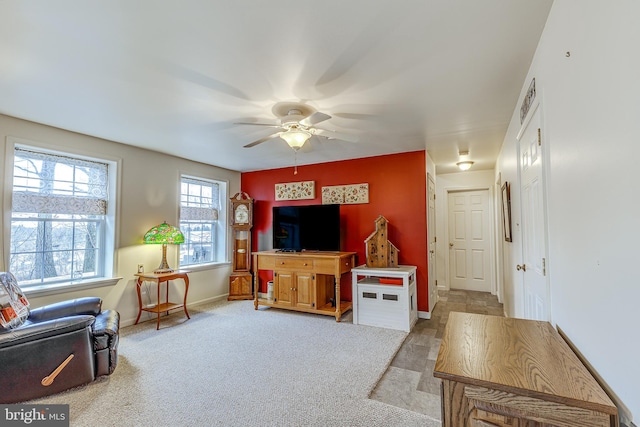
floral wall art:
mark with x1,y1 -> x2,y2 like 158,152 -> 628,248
321,183 -> 369,205
274,181 -> 315,201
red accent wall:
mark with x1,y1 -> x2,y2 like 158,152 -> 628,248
241,150 -> 429,312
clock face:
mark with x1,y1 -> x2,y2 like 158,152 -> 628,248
234,204 -> 249,224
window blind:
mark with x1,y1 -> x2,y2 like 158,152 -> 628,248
12,148 -> 108,215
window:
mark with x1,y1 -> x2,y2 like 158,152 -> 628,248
10,146 -> 115,289
179,176 -> 225,266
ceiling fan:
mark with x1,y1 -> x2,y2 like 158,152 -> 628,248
236,102 -> 357,150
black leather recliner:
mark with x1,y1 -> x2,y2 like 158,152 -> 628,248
0,296 -> 120,403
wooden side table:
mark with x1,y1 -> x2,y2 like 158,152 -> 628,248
134,270 -> 190,330
434,312 -> 618,426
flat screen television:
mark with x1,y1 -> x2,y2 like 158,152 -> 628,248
272,204 -> 341,252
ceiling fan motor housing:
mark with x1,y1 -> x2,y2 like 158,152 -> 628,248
280,109 -> 307,128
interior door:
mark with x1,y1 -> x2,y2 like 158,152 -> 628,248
448,190 -> 491,292
427,174 -> 437,311
518,105 -> 550,321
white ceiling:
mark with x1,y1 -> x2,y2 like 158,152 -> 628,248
0,0 -> 553,174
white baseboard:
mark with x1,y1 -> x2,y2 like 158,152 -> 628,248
191,294 -> 231,307
120,294 -> 230,327
417,310 -> 431,319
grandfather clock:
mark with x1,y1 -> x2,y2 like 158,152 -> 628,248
228,192 -> 254,301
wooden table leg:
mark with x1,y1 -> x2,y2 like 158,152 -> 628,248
165,279 -> 170,315
135,278 -> 143,325
183,275 -> 190,319
253,254 -> 259,310
335,275 -> 341,322
156,279 -> 161,330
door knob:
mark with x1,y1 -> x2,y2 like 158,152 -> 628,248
449,243 -> 453,247
516,264 -> 527,271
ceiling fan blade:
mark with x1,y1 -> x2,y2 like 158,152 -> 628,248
235,122 -> 281,128
300,112 -> 331,127
300,138 -> 315,153
333,112 -> 378,121
315,129 -> 358,143
243,133 -> 282,148
161,61 -> 251,100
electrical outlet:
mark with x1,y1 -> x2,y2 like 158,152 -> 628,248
137,264 -> 144,273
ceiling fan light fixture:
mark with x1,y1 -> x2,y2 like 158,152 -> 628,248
281,128 -> 311,149
457,161 -> 474,171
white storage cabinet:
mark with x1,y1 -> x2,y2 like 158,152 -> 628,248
351,265 -> 417,332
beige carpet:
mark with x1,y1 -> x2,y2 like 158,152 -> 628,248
30,299 -> 439,427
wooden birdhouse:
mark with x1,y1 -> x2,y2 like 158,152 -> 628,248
365,215 -> 399,268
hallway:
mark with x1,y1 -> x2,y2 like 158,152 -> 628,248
370,289 -> 504,420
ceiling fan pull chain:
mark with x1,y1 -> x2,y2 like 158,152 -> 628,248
294,150 -> 298,175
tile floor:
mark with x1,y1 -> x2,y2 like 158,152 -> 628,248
369,289 -> 504,421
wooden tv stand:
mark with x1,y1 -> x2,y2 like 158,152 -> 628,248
252,250 -> 356,322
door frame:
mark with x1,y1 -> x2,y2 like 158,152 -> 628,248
443,186 -> 497,295
494,173 -> 504,304
427,173 -> 437,312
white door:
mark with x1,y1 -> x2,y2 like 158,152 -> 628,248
427,174 -> 437,311
448,190 -> 492,292
518,105 -> 550,321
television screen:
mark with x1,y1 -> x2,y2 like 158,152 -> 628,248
272,204 -> 341,252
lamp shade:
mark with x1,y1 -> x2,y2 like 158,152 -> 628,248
143,222 -> 184,273
280,129 -> 311,149
143,222 -> 184,245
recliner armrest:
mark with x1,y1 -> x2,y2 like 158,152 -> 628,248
28,297 -> 102,322
93,309 -> 119,340
92,310 -> 120,351
0,315 -> 95,349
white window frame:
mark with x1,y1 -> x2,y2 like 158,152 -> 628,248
179,174 -> 228,269
3,137 -> 121,297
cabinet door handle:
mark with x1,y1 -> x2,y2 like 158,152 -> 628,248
516,264 -> 527,271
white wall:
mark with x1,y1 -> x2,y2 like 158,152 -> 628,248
434,170 -> 495,291
426,151 -> 436,179
495,0 -> 640,419
0,114 -> 241,326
